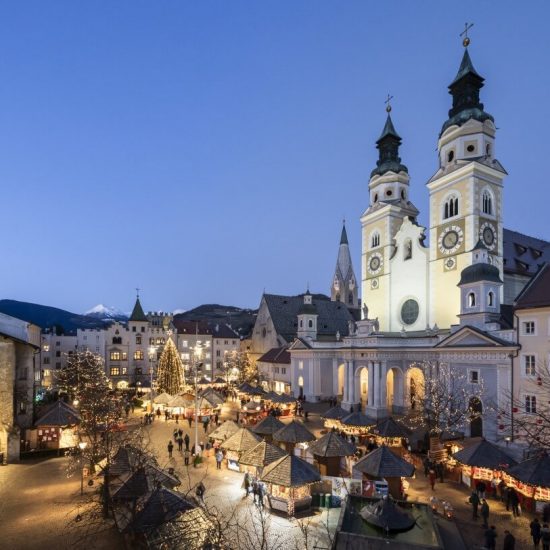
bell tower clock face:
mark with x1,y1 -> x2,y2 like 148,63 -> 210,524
438,225 -> 464,255
367,252 -> 383,276
479,222 -> 497,251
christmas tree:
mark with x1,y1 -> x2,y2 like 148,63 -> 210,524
156,337 -> 185,395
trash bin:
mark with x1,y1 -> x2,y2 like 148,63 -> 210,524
325,493 -> 331,508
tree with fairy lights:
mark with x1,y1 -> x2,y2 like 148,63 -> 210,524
156,336 -> 186,395
226,351 -> 256,385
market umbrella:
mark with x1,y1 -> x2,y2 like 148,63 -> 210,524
506,454 -> 550,488
252,415 -> 285,436
453,439 -> 517,470
261,454 -> 321,487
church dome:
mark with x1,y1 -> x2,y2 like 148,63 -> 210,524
458,263 -> 502,286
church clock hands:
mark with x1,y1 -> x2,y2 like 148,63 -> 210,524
368,252 -> 383,275
438,225 -> 464,255
479,222 -> 497,250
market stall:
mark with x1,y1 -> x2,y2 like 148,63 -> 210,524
368,417 -> 411,451
269,393 -> 296,417
153,392 -> 173,408
452,439 -> 517,491
308,431 -> 356,477
340,411 -> 376,438
209,420 -> 240,444
321,405 -> 348,431
30,401 -> 80,451
260,454 -> 321,516
240,400 -> 266,425
220,428 -> 262,472
504,454 -> 550,513
238,440 -> 287,478
251,415 -> 285,442
273,420 -> 316,456
166,395 -> 194,416
353,445 -> 415,500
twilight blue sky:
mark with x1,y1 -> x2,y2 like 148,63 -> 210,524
1,1 -> 549,314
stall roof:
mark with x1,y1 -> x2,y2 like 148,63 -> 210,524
370,417 -> 411,439
34,401 -> 80,427
506,454 -> 550,488
321,405 -> 348,420
261,454 -> 321,487
239,441 -> 287,468
251,415 -> 285,435
199,387 -> 225,406
167,395 -> 194,408
209,420 -> 240,441
220,428 -> 261,453
308,431 -> 356,458
341,411 -> 376,428
273,420 -> 316,443
453,439 -> 517,469
153,392 -> 173,405
354,446 -> 415,478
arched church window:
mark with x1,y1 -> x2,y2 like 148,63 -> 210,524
374,193 -> 378,203
401,189 -> 406,200
308,319 -> 313,328
447,150 -> 454,162
404,239 -> 413,261
482,190 -> 493,215
488,291 -> 494,307
299,320 -> 303,328
468,293 -> 476,307
443,195 -> 459,220
371,232 -> 380,248
486,144 -> 491,156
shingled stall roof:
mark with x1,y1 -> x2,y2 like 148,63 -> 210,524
370,417 -> 411,439
270,392 -> 295,404
167,395 -> 193,408
261,454 -> 321,487
111,468 -> 150,501
514,263 -> 550,310
199,387 -> 225,406
452,439 -> 517,469
354,446 -> 415,478
127,486 -> 196,534
506,454 -> 550,488
308,431 -> 356,458
209,420 -> 240,442
273,420 -> 316,443
251,414 -> 285,435
153,392 -> 173,405
321,405 -> 348,420
220,428 -> 261,453
34,401 -> 80,427
263,293 -> 355,342
239,441 -> 287,468
341,411 -> 376,428
258,346 -> 291,365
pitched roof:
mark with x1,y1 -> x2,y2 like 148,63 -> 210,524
263,293 -> 355,343
340,223 -> 349,245
111,468 -> 150,501
167,395 -> 193,408
377,113 -> 401,141
130,298 -> 148,322
354,446 -> 415,478
308,431 -> 356,457
506,454 -> 550,488
273,420 -> 316,443
514,263 -> 550,310
503,228 -> 550,277
251,415 -> 285,435
199,387 -> 225,406
153,392 -> 174,405
260,454 -> 321,487
450,48 -> 482,85
209,420 -> 240,441
257,346 -> 290,365
220,428 -> 261,453
321,406 -> 348,420
209,322 -> 239,339
35,401 -> 80,427
371,417 -> 411,439
171,319 -> 212,336
238,441 -> 287,468
452,439 -> 517,469
341,411 -> 376,428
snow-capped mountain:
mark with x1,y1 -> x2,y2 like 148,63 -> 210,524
84,304 -> 129,321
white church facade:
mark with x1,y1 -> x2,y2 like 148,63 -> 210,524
289,41 -> 525,442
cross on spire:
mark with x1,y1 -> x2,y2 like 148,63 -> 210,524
135,287 -> 140,298
460,22 -> 473,47
385,94 -> 393,113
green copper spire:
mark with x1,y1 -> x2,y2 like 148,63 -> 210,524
371,113 -> 408,178
440,47 -> 494,136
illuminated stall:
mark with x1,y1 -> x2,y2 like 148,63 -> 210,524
273,420 -> 316,456
152,392 -> 173,409
308,431 -> 356,477
321,405 -> 348,431
31,401 -> 80,451
340,412 -> 376,438
504,454 -> 550,513
209,420 -> 240,444
220,428 -> 261,472
238,440 -> 287,478
368,417 -> 411,451
261,454 -> 321,516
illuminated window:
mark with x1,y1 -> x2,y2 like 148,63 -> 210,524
110,367 -> 120,376
110,351 -> 121,361
43,344 -> 50,352
43,369 -> 51,377
136,336 -> 142,344
134,350 -> 144,360
122,352 -> 127,360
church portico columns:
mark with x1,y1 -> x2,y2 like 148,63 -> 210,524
342,360 -> 360,412
365,360 -> 389,419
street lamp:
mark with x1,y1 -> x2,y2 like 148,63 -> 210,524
78,441 -> 88,496
190,343 -> 203,460
148,345 -> 157,404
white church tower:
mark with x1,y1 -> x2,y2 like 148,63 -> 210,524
331,223 -> 359,309
428,36 -> 506,328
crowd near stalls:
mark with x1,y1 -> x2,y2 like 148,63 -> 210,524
321,405 -> 348,430
367,417 -> 411,452
25,401 -> 80,453
220,428 -> 261,471
150,388 -> 224,423
503,454 -> 550,513
260,454 -> 321,516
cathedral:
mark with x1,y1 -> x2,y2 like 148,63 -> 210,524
288,39 -> 535,442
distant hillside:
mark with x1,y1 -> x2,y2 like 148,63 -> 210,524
0,299 -> 106,334
174,304 -> 257,338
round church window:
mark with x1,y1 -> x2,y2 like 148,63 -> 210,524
401,299 -> 419,325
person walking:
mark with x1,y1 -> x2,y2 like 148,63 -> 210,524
258,481 -> 266,508
164,410 -> 169,422
175,413 -> 180,424
469,490 -> 480,520
178,428 -> 183,438
184,448 -> 190,466
428,468 -> 436,491
215,449 -> 223,470
173,429 -> 178,442
184,433 -> 190,451
541,523 -> 550,550
242,472 -> 251,497
480,499 -> 490,529
214,413 -> 219,426
484,525 -> 497,550
252,479 -> 259,503
156,407 -> 161,420
423,457 -> 430,477
503,530 -> 516,550
195,481 -> 205,502
203,417 -> 210,433
167,440 -> 174,459
531,518 -> 542,548
510,489 -> 519,517
188,416 -> 192,428
177,436 -> 183,452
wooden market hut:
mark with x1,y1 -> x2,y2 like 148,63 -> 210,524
269,392 -> 296,417
260,454 -> 321,516
209,420 -> 240,444
199,387 -> 225,407
251,415 -> 285,442
273,420 -> 316,455
166,395 -> 193,415
340,411 -> 376,437
238,440 -> 287,478
220,428 -> 261,471
321,405 -> 348,430
452,439 -> 517,491
504,454 -> 550,510
368,417 -> 411,451
353,445 -> 415,500
153,392 -> 173,407
308,431 -> 356,476
31,401 -> 80,451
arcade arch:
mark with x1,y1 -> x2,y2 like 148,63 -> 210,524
386,367 -> 405,413
353,365 -> 369,411
406,366 -> 425,411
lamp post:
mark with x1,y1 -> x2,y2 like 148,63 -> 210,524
190,343 -> 203,459
148,345 -> 157,405
78,441 -> 88,496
